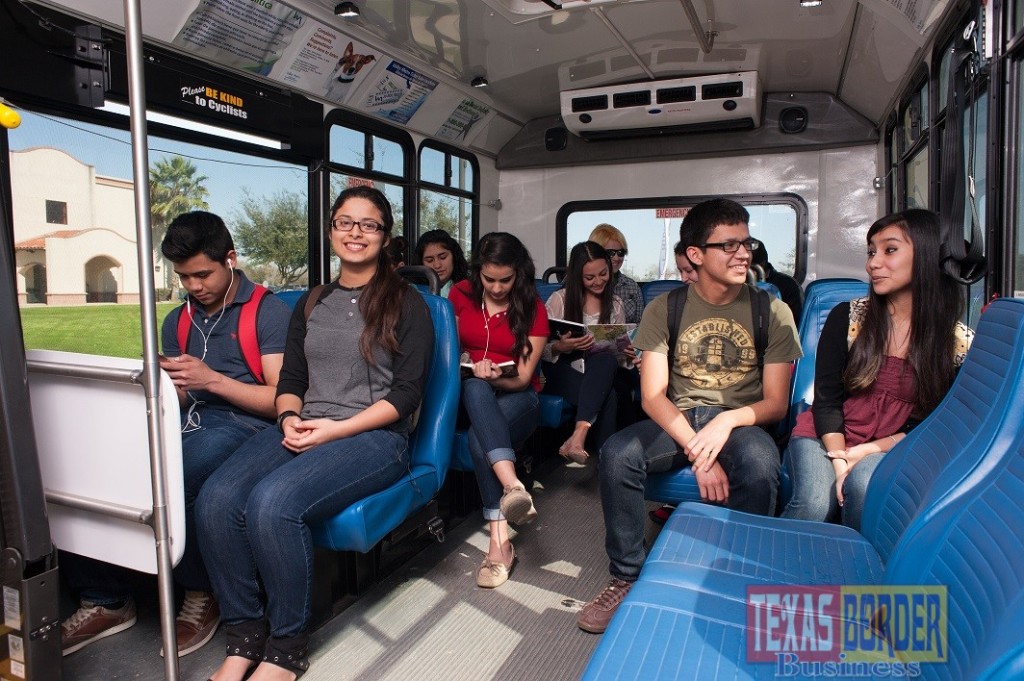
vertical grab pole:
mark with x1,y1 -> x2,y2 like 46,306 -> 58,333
120,1 -> 180,679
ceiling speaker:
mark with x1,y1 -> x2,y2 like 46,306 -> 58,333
545,127 -> 568,151
779,106 -> 808,134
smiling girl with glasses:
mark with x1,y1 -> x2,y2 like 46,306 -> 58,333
588,223 -> 644,325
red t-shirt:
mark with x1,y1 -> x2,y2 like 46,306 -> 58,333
450,279 -> 549,390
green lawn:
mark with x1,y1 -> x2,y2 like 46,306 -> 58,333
19,302 -> 180,358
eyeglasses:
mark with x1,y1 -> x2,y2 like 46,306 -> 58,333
606,248 -> 628,258
699,238 -> 761,254
331,218 -> 385,234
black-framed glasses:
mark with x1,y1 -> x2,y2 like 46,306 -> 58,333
606,248 -> 628,258
699,238 -> 761,254
331,218 -> 385,234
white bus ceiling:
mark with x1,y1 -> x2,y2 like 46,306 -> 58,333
33,0 -> 954,274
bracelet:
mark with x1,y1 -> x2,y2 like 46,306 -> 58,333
888,435 -> 898,445
277,410 -> 300,432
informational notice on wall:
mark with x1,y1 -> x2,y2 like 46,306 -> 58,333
365,61 -> 439,125
271,29 -> 380,104
173,0 -> 306,76
436,98 -> 491,141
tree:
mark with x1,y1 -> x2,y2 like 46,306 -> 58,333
149,156 -> 210,290
150,156 -> 210,241
232,189 -> 309,287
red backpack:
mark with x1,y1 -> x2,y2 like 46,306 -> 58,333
176,285 -> 270,384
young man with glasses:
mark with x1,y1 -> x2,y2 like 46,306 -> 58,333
577,198 -> 801,634
61,211 -> 291,658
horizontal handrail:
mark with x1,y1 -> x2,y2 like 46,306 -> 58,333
44,489 -> 153,526
26,359 -> 142,386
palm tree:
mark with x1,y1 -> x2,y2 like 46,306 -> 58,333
149,156 -> 210,291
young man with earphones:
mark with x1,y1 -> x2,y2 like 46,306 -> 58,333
60,211 -> 291,659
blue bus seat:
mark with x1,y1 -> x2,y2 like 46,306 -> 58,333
754,280 -> 781,299
640,279 -> 683,307
275,288 -> 306,310
311,294 -> 460,552
786,277 -> 869,433
586,398 -> 1024,680
584,299 -> 1024,681
535,280 -> 562,302
589,299 -> 1024,679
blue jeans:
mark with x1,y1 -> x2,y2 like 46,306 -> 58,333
780,436 -> 840,522
176,407 -> 270,591
461,378 -> 539,520
841,453 -> 882,531
196,425 -> 408,638
599,408 -> 780,581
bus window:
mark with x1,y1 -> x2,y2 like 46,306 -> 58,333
418,143 -> 478,257
563,198 -> 802,283
10,110 -> 308,358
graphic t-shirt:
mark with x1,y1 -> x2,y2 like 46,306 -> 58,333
633,285 -> 801,411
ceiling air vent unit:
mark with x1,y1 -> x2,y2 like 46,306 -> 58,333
560,72 -> 761,140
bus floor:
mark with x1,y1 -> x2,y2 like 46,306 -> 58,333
60,459 -> 668,681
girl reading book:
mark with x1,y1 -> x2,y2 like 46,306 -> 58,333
543,241 -> 639,465
449,232 -> 549,589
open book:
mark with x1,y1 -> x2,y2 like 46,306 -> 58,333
549,319 -> 637,354
460,359 -> 518,379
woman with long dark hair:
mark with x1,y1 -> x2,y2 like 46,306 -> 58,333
450,232 -> 548,589
543,241 -> 636,464
781,209 -> 973,529
197,186 -> 433,681
415,228 -> 469,296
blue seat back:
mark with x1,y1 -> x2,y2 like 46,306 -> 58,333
311,293 -> 460,552
755,280 -> 781,299
878,359 -> 1024,679
640,279 -> 683,307
275,288 -> 306,310
787,278 -> 868,432
859,298 -> 1024,564
535,280 -> 562,302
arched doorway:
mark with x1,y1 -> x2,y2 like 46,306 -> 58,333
25,263 -> 47,303
84,256 -> 120,303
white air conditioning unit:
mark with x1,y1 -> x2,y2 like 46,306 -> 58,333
560,72 -> 762,140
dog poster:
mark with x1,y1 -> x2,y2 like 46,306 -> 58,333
268,24 -> 380,104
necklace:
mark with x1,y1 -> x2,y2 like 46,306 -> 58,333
888,321 -> 911,355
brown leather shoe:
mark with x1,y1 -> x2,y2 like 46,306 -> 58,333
61,598 -> 137,656
577,578 -> 633,634
174,590 -> 220,656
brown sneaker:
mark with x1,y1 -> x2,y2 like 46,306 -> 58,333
174,590 -> 220,657
499,484 -> 537,525
577,578 -> 633,634
61,598 -> 137,656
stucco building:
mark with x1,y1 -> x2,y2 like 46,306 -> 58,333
11,147 -> 157,305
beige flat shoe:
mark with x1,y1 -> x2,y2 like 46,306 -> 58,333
499,484 -> 537,525
476,545 -> 517,588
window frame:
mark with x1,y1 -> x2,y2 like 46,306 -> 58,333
417,139 -> 480,257
556,192 -> 809,284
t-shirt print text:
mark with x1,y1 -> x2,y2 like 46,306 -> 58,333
678,317 -> 755,389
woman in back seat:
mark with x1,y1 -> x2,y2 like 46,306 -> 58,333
781,209 -> 973,529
